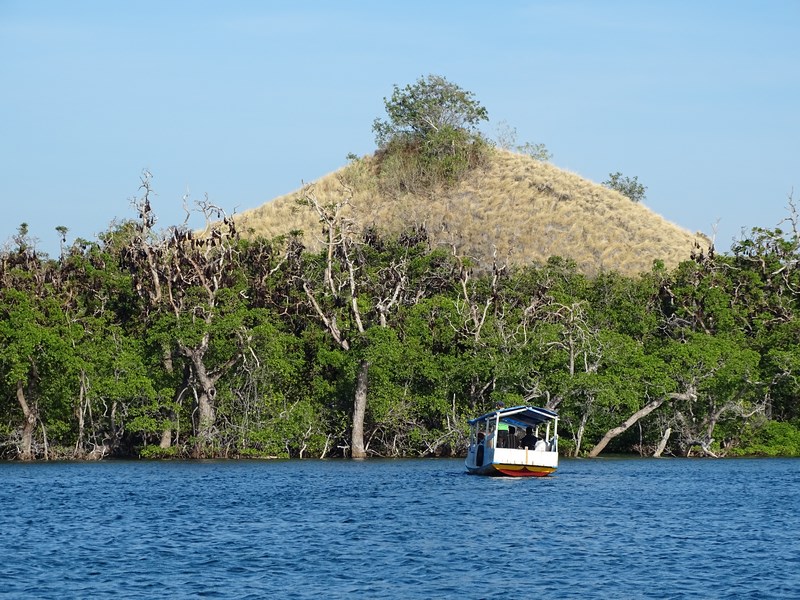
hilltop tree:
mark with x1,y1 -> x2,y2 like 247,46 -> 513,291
372,74 -> 490,189
373,74 -> 488,144
603,172 -> 647,203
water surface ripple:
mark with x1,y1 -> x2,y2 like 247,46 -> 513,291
1,457 -> 798,598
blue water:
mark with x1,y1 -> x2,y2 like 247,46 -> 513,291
1,457 -> 798,599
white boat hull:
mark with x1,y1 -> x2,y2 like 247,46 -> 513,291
465,446 -> 558,477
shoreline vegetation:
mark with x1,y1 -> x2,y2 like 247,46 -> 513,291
3,75 -> 800,461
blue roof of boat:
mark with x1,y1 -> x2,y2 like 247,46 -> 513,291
468,405 -> 558,427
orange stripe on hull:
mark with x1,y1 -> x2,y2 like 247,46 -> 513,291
493,464 -> 555,477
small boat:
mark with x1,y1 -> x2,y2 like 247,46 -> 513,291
465,405 -> 559,477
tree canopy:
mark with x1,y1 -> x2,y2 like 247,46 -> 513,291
372,74 -> 491,190
2,188 -> 799,461
373,74 -> 488,146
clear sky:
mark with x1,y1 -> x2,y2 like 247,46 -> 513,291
2,0 -> 798,257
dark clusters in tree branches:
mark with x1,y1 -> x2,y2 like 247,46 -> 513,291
2,180 -> 800,461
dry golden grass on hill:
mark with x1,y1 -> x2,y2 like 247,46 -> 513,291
232,149 -> 708,277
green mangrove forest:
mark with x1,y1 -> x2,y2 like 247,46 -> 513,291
3,184 -> 800,461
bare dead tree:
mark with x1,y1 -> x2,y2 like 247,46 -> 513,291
449,247 -> 506,344
295,183 -> 446,458
587,395 -> 668,458
294,185 -> 372,457
124,174 -> 247,455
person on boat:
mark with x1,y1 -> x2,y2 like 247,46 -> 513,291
507,425 -> 516,446
519,426 -> 538,449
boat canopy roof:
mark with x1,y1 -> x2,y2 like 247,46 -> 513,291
468,405 -> 558,428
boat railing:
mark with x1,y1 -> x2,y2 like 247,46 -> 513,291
500,438 -> 558,452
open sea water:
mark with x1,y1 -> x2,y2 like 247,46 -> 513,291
1,457 -> 798,599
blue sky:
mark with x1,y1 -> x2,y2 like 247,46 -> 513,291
2,0 -> 798,257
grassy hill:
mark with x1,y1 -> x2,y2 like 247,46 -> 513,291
231,149 -> 707,276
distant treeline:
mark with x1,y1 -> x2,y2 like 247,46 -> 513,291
2,183 -> 800,461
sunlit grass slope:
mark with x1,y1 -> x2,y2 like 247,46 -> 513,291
233,149 -> 707,276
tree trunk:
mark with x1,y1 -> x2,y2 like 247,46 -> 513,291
588,397 -> 666,458
75,371 -> 87,458
351,360 -> 369,459
159,428 -> 172,449
16,380 -> 36,461
574,411 -> 588,457
196,390 -> 216,442
654,427 -> 671,457
159,350 -> 177,449
183,344 -> 218,450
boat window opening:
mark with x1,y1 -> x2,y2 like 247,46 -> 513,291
475,422 -> 488,446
